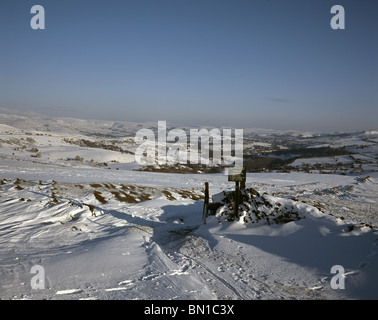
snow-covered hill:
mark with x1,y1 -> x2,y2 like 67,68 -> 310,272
0,111 -> 378,300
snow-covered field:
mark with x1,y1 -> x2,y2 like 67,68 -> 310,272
0,112 -> 377,300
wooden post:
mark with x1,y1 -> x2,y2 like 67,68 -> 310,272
234,181 -> 239,220
203,181 -> 209,224
228,166 -> 246,221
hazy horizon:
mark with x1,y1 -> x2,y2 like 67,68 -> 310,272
1,106 -> 377,135
1,0 -> 377,132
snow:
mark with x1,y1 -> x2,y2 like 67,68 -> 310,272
0,114 -> 378,300
290,157 -> 337,167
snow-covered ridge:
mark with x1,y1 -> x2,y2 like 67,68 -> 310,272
0,124 -> 23,133
0,109 -> 151,137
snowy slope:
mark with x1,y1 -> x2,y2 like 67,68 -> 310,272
1,174 -> 377,300
0,115 -> 378,300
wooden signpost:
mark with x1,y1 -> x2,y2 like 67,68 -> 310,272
228,167 -> 246,220
202,181 -> 209,224
202,167 -> 246,224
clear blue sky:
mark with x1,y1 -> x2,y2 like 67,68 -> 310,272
1,0 -> 377,132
